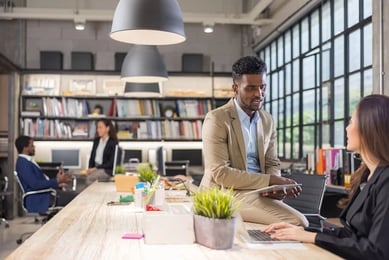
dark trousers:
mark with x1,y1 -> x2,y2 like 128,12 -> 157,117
56,189 -> 78,207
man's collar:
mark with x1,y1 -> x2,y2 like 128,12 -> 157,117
19,154 -> 33,161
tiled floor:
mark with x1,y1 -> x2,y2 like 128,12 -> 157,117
0,217 -> 42,259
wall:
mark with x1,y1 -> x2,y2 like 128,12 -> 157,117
24,20 -> 252,72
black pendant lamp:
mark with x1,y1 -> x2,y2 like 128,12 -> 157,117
110,0 -> 186,45
124,82 -> 161,97
121,45 -> 168,83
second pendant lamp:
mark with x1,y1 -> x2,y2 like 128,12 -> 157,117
121,45 -> 168,83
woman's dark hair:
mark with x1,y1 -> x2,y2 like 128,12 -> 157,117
96,119 -> 118,143
15,135 -> 32,153
232,56 -> 267,84
342,94 -> 389,205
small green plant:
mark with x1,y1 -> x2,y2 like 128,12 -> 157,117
136,162 -> 156,185
115,165 -> 126,174
192,187 -> 242,219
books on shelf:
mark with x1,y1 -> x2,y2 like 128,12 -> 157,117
23,74 -> 60,95
72,121 -> 89,137
69,79 -> 96,95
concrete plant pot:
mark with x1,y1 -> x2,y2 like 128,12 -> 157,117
193,214 -> 236,250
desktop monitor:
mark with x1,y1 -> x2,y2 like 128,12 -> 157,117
51,149 -> 81,169
156,146 -> 165,175
171,149 -> 203,167
112,145 -> 124,175
123,149 -> 142,164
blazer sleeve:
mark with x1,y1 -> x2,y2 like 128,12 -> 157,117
88,138 -> 99,168
202,110 -> 271,190
16,159 -> 58,191
314,176 -> 389,259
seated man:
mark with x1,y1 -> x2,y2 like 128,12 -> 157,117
15,135 -> 78,213
200,56 -> 307,226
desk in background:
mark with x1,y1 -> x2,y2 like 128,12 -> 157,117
6,182 -> 341,260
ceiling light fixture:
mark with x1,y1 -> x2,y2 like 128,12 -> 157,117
110,0 -> 186,45
74,16 -> 85,31
124,82 -> 161,97
203,24 -> 214,34
121,45 -> 168,83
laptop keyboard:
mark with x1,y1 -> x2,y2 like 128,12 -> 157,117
248,230 -> 275,241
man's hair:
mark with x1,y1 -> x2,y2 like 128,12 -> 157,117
232,56 -> 267,84
15,135 -> 32,153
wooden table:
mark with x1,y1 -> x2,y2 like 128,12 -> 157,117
6,182 -> 341,260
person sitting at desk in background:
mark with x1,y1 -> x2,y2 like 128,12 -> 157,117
200,56 -> 307,226
86,119 -> 118,185
263,94 -> 389,259
15,135 -> 78,213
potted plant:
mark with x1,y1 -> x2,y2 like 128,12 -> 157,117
136,162 -> 157,186
192,187 -> 242,250
114,165 -> 139,193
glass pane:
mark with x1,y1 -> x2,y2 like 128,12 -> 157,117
278,98 -> 285,129
278,129 -> 284,157
292,127 -> 299,159
259,51 -> 265,60
292,60 -> 300,92
292,25 -> 300,58
302,90 -> 315,124
321,1 -> 331,41
302,125 -> 315,157
349,72 -> 361,115
363,23 -> 372,67
322,42 -> 331,81
322,83 -> 330,121
286,96 -> 291,127
364,0 -> 372,19
301,18 -> 309,53
271,42 -> 277,71
278,37 -> 284,67
334,0 -> 344,35
302,56 -> 315,90
363,68 -> 372,96
311,10 -> 320,48
349,29 -> 361,72
271,72 -> 278,100
347,0 -> 360,28
322,123 -> 330,148
292,93 -> 300,126
334,77 -> 345,119
278,70 -> 284,97
285,31 -> 291,63
334,36 -> 344,77
272,101 -> 278,128
265,47 -> 271,72
285,64 -> 291,95
284,127 -> 291,159
334,120 -> 345,147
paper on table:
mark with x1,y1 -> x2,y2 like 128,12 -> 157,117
244,183 -> 302,195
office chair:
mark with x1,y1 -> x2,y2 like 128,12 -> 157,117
0,175 -> 10,228
14,171 -> 62,244
283,173 -> 327,231
164,160 -> 190,177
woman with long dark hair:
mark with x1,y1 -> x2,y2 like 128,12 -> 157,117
263,94 -> 389,259
86,119 -> 118,185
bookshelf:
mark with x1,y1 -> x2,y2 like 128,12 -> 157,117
19,71 -> 232,141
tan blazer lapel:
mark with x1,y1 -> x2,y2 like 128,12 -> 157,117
226,99 -> 246,166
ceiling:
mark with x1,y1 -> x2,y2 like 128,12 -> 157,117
0,0 -> 320,46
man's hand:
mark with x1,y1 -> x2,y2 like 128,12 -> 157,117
267,175 -> 302,198
56,171 -> 72,187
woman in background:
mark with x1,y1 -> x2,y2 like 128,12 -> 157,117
263,94 -> 389,259
86,119 -> 118,185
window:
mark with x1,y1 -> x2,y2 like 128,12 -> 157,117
348,29 -> 361,72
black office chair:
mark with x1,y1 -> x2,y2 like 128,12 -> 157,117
14,171 -> 62,244
0,175 -> 10,228
164,160 -> 190,177
283,173 -> 327,230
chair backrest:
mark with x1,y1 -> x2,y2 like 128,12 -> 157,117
14,171 -> 26,194
164,160 -> 190,177
283,173 -> 327,214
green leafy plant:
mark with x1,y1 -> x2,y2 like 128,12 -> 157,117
136,162 -> 156,185
192,187 -> 242,219
115,165 -> 126,174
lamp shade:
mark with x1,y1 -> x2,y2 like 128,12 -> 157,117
121,45 -> 168,83
124,82 -> 161,97
110,0 -> 186,45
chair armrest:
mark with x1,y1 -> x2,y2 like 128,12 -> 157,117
304,213 -> 326,220
22,188 -> 57,212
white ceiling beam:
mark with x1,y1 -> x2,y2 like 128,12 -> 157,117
0,7 -> 273,26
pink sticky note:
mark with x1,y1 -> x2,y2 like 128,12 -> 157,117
122,233 -> 144,239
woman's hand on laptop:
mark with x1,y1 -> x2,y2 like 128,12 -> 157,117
262,222 -> 316,243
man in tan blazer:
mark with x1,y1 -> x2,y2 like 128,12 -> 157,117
200,56 -> 307,226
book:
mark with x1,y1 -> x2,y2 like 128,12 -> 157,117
244,183 -> 302,195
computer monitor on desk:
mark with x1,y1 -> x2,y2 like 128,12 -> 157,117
51,149 -> 81,169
